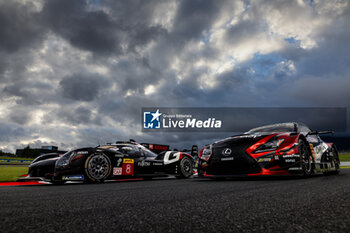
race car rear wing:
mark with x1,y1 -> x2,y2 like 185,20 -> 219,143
307,130 -> 334,136
141,143 -> 198,157
141,143 -> 170,154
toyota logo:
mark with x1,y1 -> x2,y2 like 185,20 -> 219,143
222,148 -> 232,156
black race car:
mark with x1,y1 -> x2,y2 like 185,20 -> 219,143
198,122 -> 340,178
19,140 -> 194,184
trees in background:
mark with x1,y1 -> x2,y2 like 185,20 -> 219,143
0,150 -> 15,157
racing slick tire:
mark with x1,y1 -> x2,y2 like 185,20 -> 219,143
324,146 -> 340,175
299,139 -> 312,177
176,156 -> 193,179
84,153 -> 112,183
332,146 -> 341,175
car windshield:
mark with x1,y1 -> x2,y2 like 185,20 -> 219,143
245,123 -> 296,134
99,144 -> 139,155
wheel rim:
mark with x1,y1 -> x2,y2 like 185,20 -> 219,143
300,144 -> 311,174
87,154 -> 110,180
181,158 -> 192,177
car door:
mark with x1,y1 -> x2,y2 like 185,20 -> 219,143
136,147 -> 165,174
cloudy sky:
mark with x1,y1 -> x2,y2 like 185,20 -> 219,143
0,0 -> 349,153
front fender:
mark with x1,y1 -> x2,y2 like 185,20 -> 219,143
163,151 -> 193,165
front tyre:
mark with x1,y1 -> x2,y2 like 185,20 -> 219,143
299,139 -> 312,177
176,156 -> 193,179
84,153 -> 112,183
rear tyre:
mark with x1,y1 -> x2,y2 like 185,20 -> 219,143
332,147 -> 340,175
299,139 -> 312,177
84,153 -> 112,183
176,156 -> 193,179
325,146 -> 340,175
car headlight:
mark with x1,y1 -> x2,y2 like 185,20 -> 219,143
56,151 -> 74,167
200,147 -> 212,161
254,139 -> 284,153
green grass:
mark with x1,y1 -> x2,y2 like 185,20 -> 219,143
0,166 -> 28,182
339,154 -> 350,162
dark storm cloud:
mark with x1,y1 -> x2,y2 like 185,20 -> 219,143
0,122 -> 27,142
59,73 -> 107,101
0,1 -> 43,53
172,0 -> 224,40
41,0 -> 167,56
52,105 -> 102,126
1,0 -> 350,153
9,108 -> 32,125
3,80 -> 53,105
41,0 -> 122,55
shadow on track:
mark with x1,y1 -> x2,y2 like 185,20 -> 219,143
194,172 -> 342,182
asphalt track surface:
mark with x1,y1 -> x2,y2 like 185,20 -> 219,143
1,171 -> 350,233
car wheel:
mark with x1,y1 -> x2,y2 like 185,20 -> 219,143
326,146 -> 340,175
176,156 -> 193,178
299,139 -> 312,177
84,153 -> 112,183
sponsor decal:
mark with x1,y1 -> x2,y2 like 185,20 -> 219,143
143,109 -> 162,129
283,154 -> 300,158
116,158 -> 123,166
222,148 -> 232,156
274,155 -> 279,160
285,159 -> 296,163
123,158 -> 134,164
143,108 -> 222,130
142,107 -> 347,132
77,151 -> 88,155
162,118 -> 222,129
288,167 -> 302,170
221,157 -> 234,161
153,162 -> 163,166
154,145 -> 168,150
122,162 -> 134,175
309,144 -> 316,160
149,144 -> 154,149
257,158 -> 272,162
137,161 -> 151,167
113,167 -> 122,175
164,151 -> 181,165
62,175 -> 85,180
